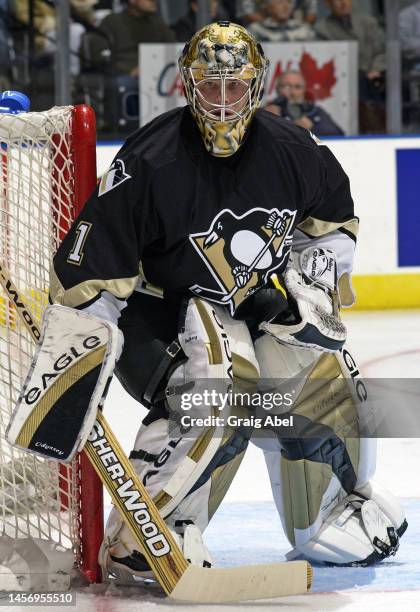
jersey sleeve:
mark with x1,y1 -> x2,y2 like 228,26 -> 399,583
293,135 -> 358,306
50,152 -> 156,317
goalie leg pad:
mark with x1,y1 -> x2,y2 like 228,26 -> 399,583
7,304 -> 122,462
256,341 -> 406,563
101,298 -> 257,575
253,340 -> 382,554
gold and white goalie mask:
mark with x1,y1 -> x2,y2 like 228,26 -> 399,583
179,21 -> 269,157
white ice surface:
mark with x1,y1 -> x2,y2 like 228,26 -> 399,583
5,310 -> 419,611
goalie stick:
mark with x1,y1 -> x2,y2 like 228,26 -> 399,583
0,260 -> 312,603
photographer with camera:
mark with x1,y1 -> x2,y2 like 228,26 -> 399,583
264,70 -> 344,136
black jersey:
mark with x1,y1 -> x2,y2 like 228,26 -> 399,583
51,106 -> 357,316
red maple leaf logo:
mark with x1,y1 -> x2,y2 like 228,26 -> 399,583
299,52 -> 337,101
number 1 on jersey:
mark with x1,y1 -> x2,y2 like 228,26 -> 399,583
67,221 -> 92,265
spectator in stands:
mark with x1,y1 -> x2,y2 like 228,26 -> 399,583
72,0 -> 99,25
0,0 -> 9,88
93,0 -> 114,19
172,0 -> 220,42
292,0 -> 318,24
399,1 -> 420,69
13,0 -> 55,53
236,0 -> 265,25
89,0 -> 175,77
250,0 -> 316,42
237,0 -> 317,26
265,69 -> 344,135
315,0 -> 385,78
315,0 -> 386,132
83,0 -> 175,134
12,0 -> 98,74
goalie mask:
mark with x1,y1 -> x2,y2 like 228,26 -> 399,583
179,21 -> 269,157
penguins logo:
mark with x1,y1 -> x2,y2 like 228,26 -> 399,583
189,207 -> 296,314
98,159 -> 131,197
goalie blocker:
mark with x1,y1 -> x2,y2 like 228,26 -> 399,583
7,305 -> 122,462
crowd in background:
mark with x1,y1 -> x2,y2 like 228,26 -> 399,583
1,0 -> 420,137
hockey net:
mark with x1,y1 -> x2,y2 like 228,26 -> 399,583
0,105 -> 103,590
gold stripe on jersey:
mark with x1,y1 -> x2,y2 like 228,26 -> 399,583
297,217 -> 359,241
50,267 -> 140,308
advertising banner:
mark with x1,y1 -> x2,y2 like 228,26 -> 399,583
139,41 -> 358,134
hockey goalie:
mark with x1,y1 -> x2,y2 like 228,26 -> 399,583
9,21 -> 406,582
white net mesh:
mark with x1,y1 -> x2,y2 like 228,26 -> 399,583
0,107 -> 82,581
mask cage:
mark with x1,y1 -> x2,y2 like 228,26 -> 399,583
182,65 -> 266,123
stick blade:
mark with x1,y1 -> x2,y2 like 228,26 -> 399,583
170,560 -> 312,603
